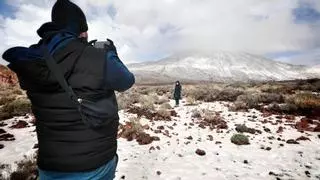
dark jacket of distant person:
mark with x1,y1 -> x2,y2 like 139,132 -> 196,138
174,81 -> 182,100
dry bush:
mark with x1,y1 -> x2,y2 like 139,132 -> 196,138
9,155 -> 38,180
0,164 -> 11,180
11,88 -> 23,96
229,101 -> 249,111
118,117 -> 143,140
235,92 -> 284,110
296,79 -> 319,91
230,79 -> 320,113
135,86 -> 172,96
156,109 -> 171,119
154,86 -> 171,96
163,92 -> 172,100
259,93 -> 284,104
200,88 -> 221,102
185,84 -> 243,102
278,103 -> 298,112
0,85 -> 11,97
260,84 -> 295,94
0,112 -> 11,121
226,82 -> 250,90
0,95 -> 16,106
140,93 -> 169,110
0,98 -> 31,120
0,87 -> 25,107
287,93 -> 320,109
299,84 -> 317,92
191,109 -> 201,118
159,91 -> 173,101
263,92 -> 320,116
260,84 -> 281,93
116,93 -> 131,110
160,103 -> 172,110
8,98 -> 31,115
117,91 -> 142,110
259,79 -> 320,94
185,85 -> 221,102
217,88 -> 244,102
312,80 -> 320,91
265,103 -> 298,114
183,86 -> 199,99
140,96 -> 155,111
203,110 -> 215,119
126,106 -> 154,120
200,110 -> 228,130
186,96 -> 197,105
149,93 -> 160,104
136,86 -> 153,95
128,117 -> 144,133
130,92 -> 142,103
0,83 -> 9,91
118,117 -> 157,145
155,97 -> 169,105
236,93 -> 261,109
0,86 -> 23,96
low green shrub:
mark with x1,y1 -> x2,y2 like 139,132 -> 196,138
231,134 -> 250,145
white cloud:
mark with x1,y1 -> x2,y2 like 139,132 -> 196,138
1,0 -> 320,64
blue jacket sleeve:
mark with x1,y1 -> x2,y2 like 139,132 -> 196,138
104,51 -> 135,92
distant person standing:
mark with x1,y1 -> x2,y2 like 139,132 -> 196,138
174,81 -> 182,106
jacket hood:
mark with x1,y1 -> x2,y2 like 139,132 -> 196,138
2,45 -> 43,64
2,22 -> 76,64
1,22 -> 78,90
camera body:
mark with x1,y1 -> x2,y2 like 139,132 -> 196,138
89,39 -> 116,53
94,41 -> 110,49
89,39 -> 111,49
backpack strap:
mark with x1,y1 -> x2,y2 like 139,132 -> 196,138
42,47 -> 80,104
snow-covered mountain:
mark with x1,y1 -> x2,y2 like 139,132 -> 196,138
306,64 -> 320,75
128,52 -> 320,84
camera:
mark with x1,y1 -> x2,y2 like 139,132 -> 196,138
89,39 -> 111,49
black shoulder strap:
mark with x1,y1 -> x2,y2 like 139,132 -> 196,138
43,48 -> 79,104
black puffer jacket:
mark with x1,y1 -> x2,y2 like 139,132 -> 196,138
2,24 -> 133,172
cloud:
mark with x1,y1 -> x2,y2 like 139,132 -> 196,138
275,48 -> 320,66
0,1 -> 53,64
1,0 -> 320,65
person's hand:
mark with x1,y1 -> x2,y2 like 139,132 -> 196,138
104,39 -> 117,53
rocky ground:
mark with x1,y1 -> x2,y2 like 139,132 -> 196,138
0,115 -> 37,179
114,99 -> 320,180
0,99 -> 319,180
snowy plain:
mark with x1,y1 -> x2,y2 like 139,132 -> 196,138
0,99 -> 319,180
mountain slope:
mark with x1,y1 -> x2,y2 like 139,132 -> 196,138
0,64 -> 18,85
306,65 -> 320,75
128,52 -> 319,84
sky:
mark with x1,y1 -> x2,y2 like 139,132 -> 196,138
0,0 -> 320,65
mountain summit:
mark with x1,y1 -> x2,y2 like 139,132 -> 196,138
128,52 -> 320,84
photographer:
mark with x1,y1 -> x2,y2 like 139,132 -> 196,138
2,0 -> 135,179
